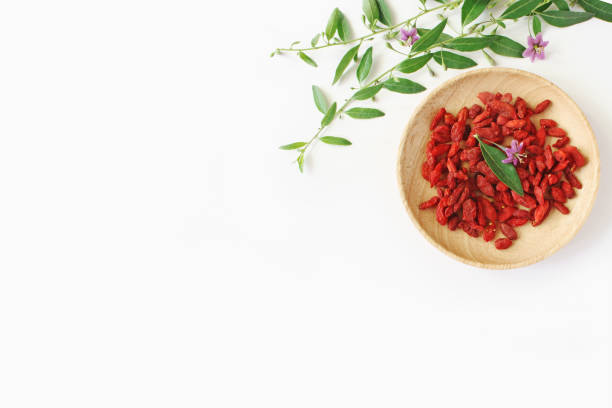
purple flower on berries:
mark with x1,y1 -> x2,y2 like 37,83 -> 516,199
400,27 -> 419,45
502,139 -> 526,166
522,33 -> 549,62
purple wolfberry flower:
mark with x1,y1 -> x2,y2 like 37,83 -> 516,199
400,27 -> 419,46
522,33 -> 549,62
502,139 -> 526,166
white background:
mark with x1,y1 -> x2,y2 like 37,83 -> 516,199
0,0 -> 610,407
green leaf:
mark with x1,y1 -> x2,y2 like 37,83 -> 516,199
298,51 -> 317,67
325,8 -> 341,41
311,33 -> 321,47
297,153 -> 304,173
446,37 -> 490,51
345,107 -> 385,119
362,0 -> 380,24
412,18 -> 448,53
552,0 -> 570,10
432,51 -> 477,69
535,1 -> 553,12
462,0 -> 492,26
338,13 -> 352,41
353,84 -> 384,100
279,142 -> 307,150
396,54 -> 434,73
486,35 -> 526,58
376,0 -> 393,26
539,10 -> 594,26
578,0 -> 612,22
475,136 -> 524,196
532,15 -> 542,34
312,85 -> 328,114
416,28 -> 454,43
382,78 -> 426,94
356,47 -> 373,83
332,44 -> 360,85
321,102 -> 337,126
500,0 -> 543,19
320,136 -> 352,146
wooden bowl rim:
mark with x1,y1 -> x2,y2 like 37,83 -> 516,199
396,67 -> 600,270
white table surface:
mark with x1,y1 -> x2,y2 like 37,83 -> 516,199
0,0 -> 609,406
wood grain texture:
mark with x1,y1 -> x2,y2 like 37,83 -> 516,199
397,68 -> 600,270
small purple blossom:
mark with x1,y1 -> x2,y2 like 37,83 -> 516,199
502,139 -> 525,166
400,27 -> 419,46
522,33 -> 549,62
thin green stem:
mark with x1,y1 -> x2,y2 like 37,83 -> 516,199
276,0 -> 461,53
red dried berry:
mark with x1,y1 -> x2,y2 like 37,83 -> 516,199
500,223 -> 518,240
553,202 -> 570,214
430,108 -> 446,130
419,196 -> 440,210
547,127 -> 567,137
534,99 -> 551,113
495,238 -> 513,250
540,118 -> 557,128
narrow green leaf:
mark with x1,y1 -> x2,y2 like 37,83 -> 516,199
332,44 -> 360,85
376,0 -> 393,26
345,107 -> 385,119
356,47 -> 373,83
578,0 -> 612,22
396,54 -> 434,73
383,78 -> 426,94
539,10 -> 594,26
325,8 -> 341,41
432,51 -> 477,69
532,15 -> 542,34
500,0 -> 543,19
412,18 -> 448,53
535,1 -> 553,12
416,28 -> 454,45
312,85 -> 328,114
297,153 -> 304,173
445,36 -> 490,51
353,84 -> 384,100
362,0 -> 380,23
486,35 -> 526,58
311,33 -> 321,47
462,0 -> 492,26
298,51 -> 318,67
552,0 -> 570,10
475,136 -> 524,196
338,14 -> 352,41
320,136 -> 352,146
279,142 -> 307,150
321,102 -> 337,126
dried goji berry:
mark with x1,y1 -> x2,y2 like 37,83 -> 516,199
553,202 -> 570,214
419,196 -> 440,209
553,137 -> 570,148
430,108 -> 446,130
500,223 -> 518,240
534,99 -> 551,113
483,224 -> 496,242
495,238 -> 512,250
540,118 -> 557,128
547,127 -> 567,137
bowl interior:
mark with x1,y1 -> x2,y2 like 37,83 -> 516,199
397,68 -> 600,269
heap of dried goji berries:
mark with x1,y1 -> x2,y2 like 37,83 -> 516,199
418,91 -> 586,250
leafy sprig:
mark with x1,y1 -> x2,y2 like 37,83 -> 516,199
273,0 -> 610,172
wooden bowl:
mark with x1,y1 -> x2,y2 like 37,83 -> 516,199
397,67 -> 600,269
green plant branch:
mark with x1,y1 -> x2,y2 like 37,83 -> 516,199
296,20 -> 498,164
275,0 -> 461,53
